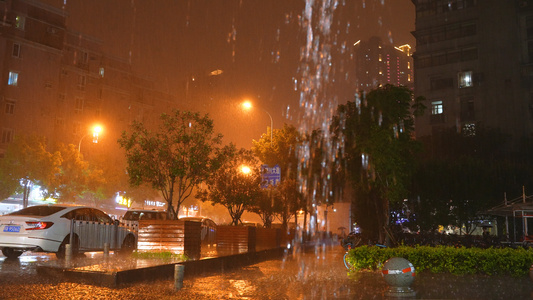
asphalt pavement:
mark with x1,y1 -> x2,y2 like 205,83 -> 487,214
0,241 -> 532,299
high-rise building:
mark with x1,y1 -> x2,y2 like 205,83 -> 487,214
353,36 -> 413,94
412,0 -> 533,146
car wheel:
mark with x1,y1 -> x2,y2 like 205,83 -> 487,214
2,247 -> 24,259
56,234 -> 79,259
118,234 -> 136,255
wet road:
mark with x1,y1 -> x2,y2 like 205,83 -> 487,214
0,245 -> 532,299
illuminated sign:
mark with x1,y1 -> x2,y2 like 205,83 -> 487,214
145,200 -> 165,207
115,194 -> 132,208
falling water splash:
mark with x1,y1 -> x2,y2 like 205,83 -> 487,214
297,0 -> 340,237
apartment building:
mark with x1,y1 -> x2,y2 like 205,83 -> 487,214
0,0 -> 175,158
353,36 -> 414,94
412,0 -> 533,146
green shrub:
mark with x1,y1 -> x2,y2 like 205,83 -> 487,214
347,245 -> 533,277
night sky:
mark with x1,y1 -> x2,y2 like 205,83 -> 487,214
42,0 -> 415,148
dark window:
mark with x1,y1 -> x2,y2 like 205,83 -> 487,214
5,100 -> 15,114
91,209 -> 113,223
12,43 -> 20,58
461,48 -> 478,61
9,206 -> 66,217
62,208 -> 93,221
460,97 -> 475,121
430,77 -> 454,90
430,114 -> 446,124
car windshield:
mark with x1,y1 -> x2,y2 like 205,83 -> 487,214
7,206 -> 66,217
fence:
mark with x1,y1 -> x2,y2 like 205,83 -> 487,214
136,220 -> 202,259
71,220 -> 131,251
136,221 -> 287,259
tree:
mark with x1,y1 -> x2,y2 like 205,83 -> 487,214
252,124 -> 300,181
252,124 -> 302,230
247,186 -> 280,228
331,84 -> 425,243
0,134 -> 61,207
118,110 -> 222,219
0,160 -> 19,201
412,128 -> 533,233
197,144 -> 263,225
47,143 -> 105,203
275,178 -> 303,231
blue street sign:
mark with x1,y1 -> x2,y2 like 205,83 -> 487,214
261,164 -> 281,188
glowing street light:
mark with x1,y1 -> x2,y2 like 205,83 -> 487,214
240,165 -> 251,175
242,100 -> 273,146
78,124 -> 103,154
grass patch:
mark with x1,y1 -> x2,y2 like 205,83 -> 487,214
131,251 -> 188,261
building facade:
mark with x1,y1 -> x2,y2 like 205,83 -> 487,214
353,36 -> 414,94
412,0 -> 533,145
0,0 -> 175,158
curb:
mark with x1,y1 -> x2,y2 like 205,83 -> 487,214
36,247 -> 287,287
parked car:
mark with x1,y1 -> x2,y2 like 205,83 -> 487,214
122,209 -> 166,221
0,204 -> 137,259
179,217 -> 217,246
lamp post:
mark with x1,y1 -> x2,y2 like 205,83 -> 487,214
78,124 -> 103,156
242,101 -> 273,146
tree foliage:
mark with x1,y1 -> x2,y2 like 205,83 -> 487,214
331,84 -> 425,242
48,143 -> 105,203
247,186 -> 279,228
252,124 -> 300,180
197,144 -> 263,225
0,134 -> 108,205
411,128 -> 533,232
252,124 -> 303,229
0,135 -> 61,206
118,110 -> 222,219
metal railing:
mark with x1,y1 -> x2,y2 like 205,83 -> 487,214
70,220 -> 133,250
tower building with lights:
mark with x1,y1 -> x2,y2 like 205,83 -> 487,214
411,0 -> 533,147
353,36 -> 413,94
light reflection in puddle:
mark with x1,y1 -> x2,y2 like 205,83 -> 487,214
229,279 -> 255,298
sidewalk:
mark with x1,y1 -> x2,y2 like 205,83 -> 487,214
6,240 -> 533,299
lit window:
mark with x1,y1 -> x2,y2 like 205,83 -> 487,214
15,16 -> 25,30
458,71 -> 473,88
1,128 -> 14,143
8,71 -> 18,86
12,43 -> 20,58
4,100 -> 15,114
431,101 -> 443,115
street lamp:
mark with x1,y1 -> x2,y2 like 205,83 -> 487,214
240,165 -> 251,175
78,124 -> 103,154
242,100 -> 273,145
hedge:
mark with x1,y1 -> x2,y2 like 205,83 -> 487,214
346,245 -> 533,277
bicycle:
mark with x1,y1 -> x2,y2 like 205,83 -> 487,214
341,232 -> 387,269
341,232 -> 361,269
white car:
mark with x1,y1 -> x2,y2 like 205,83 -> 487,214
0,204 -> 137,259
